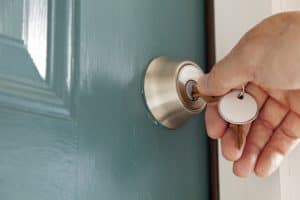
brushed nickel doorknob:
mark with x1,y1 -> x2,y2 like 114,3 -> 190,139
144,56 -> 206,129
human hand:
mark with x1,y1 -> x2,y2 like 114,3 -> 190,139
198,11 -> 300,177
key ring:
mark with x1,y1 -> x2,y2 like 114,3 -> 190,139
238,85 -> 245,99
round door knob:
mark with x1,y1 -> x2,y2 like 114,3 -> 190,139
143,56 -> 206,129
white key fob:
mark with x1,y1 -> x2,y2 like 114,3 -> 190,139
218,90 -> 258,124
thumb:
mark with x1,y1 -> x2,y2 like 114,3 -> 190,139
197,55 -> 253,96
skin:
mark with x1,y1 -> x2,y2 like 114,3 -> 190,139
197,11 -> 300,177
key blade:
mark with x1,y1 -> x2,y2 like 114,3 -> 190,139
191,85 -> 218,103
237,125 -> 243,149
230,124 -> 244,150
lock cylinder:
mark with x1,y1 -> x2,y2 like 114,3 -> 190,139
143,56 -> 207,129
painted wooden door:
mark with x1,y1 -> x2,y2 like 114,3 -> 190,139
0,0 -> 210,199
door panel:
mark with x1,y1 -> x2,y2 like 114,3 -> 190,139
0,0 -> 48,80
0,108 -> 77,200
0,0 -> 75,118
0,0 -> 210,199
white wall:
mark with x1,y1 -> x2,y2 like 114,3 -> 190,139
214,1 -> 300,200
215,0 -> 272,60
280,148 -> 300,200
275,0 -> 300,11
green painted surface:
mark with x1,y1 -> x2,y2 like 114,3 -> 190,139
0,0 -> 210,199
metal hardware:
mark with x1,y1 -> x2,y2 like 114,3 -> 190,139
143,56 -> 206,129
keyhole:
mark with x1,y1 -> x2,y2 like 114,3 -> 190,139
185,80 -> 199,101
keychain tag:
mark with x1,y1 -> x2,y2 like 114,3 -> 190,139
218,90 -> 258,124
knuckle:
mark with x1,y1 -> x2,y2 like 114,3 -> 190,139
247,139 -> 262,153
282,112 -> 300,138
278,125 -> 299,141
258,115 -> 276,130
267,143 -> 287,156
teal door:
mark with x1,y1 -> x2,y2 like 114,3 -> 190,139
0,0 -> 210,199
